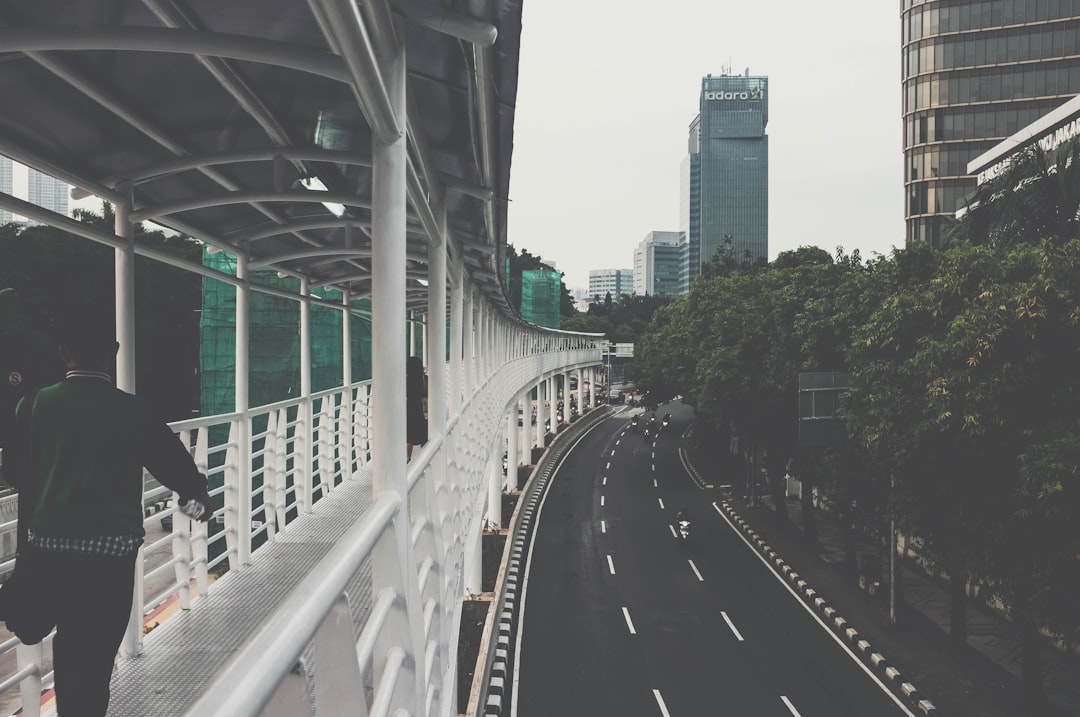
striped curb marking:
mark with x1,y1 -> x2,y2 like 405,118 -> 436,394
717,500 -> 939,717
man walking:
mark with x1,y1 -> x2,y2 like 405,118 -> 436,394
7,309 -> 212,716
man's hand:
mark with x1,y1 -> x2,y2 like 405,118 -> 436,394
191,489 -> 214,522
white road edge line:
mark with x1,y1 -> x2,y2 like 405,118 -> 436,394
688,559 -> 704,582
721,610 -> 744,641
658,497 -> 665,510
510,417 -> 611,717
712,502 -> 918,717
607,555 -> 616,574
622,607 -> 637,635
678,447 -> 706,490
781,695 -> 801,716
653,689 -> 671,717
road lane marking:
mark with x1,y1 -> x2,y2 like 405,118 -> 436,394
622,607 -> 636,634
781,696 -> 801,716
601,520 -> 607,533
652,451 -> 655,459
616,439 -> 621,445
653,478 -> 658,488
653,690 -> 671,717
688,559 -> 704,582
611,450 -> 616,456
658,498 -> 665,510
601,495 -> 605,507
511,417 -> 611,717
603,476 -> 607,485
711,502 -> 919,716
606,461 -> 611,469
669,524 -> 678,538
607,555 -> 616,574
652,463 -> 656,472
721,611 -> 744,641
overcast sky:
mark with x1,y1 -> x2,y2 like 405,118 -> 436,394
506,0 -> 905,291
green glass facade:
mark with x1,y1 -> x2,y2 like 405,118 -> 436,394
685,74 -> 769,281
902,0 -> 1080,246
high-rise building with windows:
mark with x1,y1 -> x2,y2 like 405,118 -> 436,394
902,0 -> 1080,247
681,72 -> 769,289
588,269 -> 634,301
26,166 -> 68,220
634,231 -> 683,296
0,156 -> 12,224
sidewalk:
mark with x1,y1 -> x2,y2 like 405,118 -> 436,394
689,446 -> 1080,717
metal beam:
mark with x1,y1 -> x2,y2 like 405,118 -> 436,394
107,147 -> 373,187
394,0 -> 497,46
0,27 -> 348,81
130,190 -> 372,223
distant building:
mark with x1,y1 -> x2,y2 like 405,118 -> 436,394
588,269 -> 634,302
634,231 -> 683,296
26,167 -> 68,221
682,71 -> 769,289
902,1 -> 1080,247
0,157 -> 11,224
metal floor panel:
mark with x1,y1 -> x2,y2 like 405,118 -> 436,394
99,473 -> 376,716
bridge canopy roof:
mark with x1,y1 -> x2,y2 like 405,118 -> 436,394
0,0 -> 522,311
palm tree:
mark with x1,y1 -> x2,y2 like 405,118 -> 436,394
953,137 -> 1080,247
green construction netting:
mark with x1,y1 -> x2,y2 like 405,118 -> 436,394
520,269 -> 560,329
200,247 -> 372,418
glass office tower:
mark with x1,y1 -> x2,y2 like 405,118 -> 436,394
902,0 -> 1080,247
27,167 -> 68,220
682,73 -> 769,285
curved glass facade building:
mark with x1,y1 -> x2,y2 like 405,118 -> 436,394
902,0 -> 1080,246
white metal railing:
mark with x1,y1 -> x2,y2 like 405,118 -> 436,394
0,343 -> 599,717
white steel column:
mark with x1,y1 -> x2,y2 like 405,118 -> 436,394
428,243 -> 447,446
115,191 -> 143,658
534,380 -> 545,447
522,390 -> 533,464
466,523 -> 482,596
235,251 -> 252,568
463,285 -> 474,400
449,249 -> 464,416
548,376 -> 557,434
506,407 -> 518,490
369,38 -> 424,716
577,367 -> 585,415
298,278 -> 313,512
486,441 -> 501,529
341,289 -> 353,479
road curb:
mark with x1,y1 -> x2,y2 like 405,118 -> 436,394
718,500 -> 940,717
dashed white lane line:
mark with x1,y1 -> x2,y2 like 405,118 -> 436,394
622,607 -> 637,634
653,478 -> 658,488
610,449 -> 616,456
668,524 -> 678,538
607,555 -> 616,574
658,497 -> 665,510
616,439 -> 621,445
652,451 -> 655,459
603,476 -> 607,486
601,495 -> 606,507
601,520 -> 607,533
606,461 -> 611,469
781,695 -> 802,716
652,464 -> 656,472
721,611 -> 744,641
688,559 -> 704,582
653,690 -> 671,717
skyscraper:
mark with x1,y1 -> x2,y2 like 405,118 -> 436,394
681,72 -> 769,287
588,269 -> 634,301
0,157 -> 12,224
634,231 -> 683,296
902,1 -> 1080,247
26,166 -> 68,220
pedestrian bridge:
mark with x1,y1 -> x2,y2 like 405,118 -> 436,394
0,3 -> 601,715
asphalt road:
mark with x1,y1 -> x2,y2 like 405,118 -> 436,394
514,402 -> 916,717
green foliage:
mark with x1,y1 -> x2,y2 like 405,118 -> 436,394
0,204 -> 202,420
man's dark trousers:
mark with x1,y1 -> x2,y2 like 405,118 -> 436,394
40,550 -> 137,717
